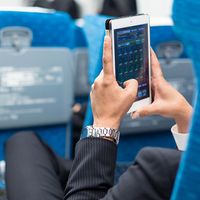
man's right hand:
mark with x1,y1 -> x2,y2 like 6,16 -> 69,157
131,50 -> 193,133
90,35 -> 138,130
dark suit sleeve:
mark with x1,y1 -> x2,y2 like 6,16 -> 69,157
64,138 -> 117,200
64,138 -> 181,200
104,147 -> 181,200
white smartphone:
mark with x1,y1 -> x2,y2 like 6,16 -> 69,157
106,14 -> 152,113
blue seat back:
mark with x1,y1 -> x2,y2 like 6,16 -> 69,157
0,10 -> 76,159
81,15 -> 107,128
171,1 -> 200,199
0,10 -> 76,48
151,25 -> 188,58
82,15 -> 107,85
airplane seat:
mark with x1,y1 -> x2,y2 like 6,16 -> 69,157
81,15 -> 108,128
171,0 -> 200,199
150,19 -> 187,58
73,22 -> 90,101
81,15 -> 195,167
0,8 -> 76,160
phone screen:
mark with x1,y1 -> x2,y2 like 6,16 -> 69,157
114,24 -> 150,101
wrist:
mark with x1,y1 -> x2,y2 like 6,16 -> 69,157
93,118 -> 120,130
174,103 -> 193,133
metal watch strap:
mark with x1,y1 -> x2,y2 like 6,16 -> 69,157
81,126 -> 120,144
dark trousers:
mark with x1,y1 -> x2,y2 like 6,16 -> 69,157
5,132 -> 72,200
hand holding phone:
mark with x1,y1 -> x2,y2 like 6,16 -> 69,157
131,49 -> 193,133
106,15 -> 152,113
90,36 -> 138,129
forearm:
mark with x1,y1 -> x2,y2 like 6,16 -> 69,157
175,103 -> 193,133
64,138 -> 117,200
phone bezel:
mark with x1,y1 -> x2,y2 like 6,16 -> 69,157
109,15 -> 152,113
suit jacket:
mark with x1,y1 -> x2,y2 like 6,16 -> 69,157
64,138 -> 181,200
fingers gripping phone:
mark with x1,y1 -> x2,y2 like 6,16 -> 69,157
105,14 -> 152,113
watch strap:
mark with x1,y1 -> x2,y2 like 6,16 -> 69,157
81,126 -> 120,144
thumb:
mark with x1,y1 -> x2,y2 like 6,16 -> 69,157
124,79 -> 138,98
131,104 -> 158,119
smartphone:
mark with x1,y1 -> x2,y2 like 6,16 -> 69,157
106,14 -> 152,113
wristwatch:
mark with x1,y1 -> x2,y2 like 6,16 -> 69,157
81,126 -> 120,144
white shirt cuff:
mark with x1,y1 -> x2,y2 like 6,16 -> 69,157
171,124 -> 189,151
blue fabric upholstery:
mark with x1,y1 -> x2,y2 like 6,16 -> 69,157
0,11 -> 76,48
82,15 -> 107,85
82,15 -> 178,161
81,15 -> 107,128
171,1 -> 200,199
0,125 -> 67,159
151,26 -> 188,58
0,11 -> 76,159
74,25 -> 88,48
117,131 -> 176,162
